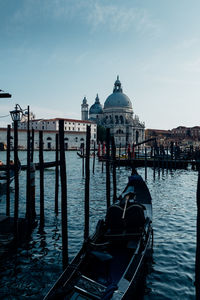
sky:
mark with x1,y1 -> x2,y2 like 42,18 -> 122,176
1,0 -> 200,130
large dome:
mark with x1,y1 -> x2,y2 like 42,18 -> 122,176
89,94 -> 103,115
104,76 -> 132,109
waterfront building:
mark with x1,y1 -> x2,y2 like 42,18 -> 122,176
171,126 -> 200,140
81,76 -> 145,147
0,125 -> 94,150
7,117 -> 97,150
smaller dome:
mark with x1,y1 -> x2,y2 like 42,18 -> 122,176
89,94 -> 103,115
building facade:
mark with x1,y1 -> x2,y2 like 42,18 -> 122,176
81,76 -> 145,146
0,127 -> 93,150
9,118 -> 97,150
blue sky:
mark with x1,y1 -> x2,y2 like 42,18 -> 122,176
1,0 -> 200,129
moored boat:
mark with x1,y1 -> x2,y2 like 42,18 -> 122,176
44,171 -> 152,300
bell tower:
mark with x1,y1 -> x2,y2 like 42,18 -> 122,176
81,96 -> 89,120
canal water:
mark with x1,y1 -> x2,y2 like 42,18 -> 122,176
0,151 -> 196,299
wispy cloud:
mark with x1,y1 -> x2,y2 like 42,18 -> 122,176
86,2 -> 160,36
7,0 -> 159,37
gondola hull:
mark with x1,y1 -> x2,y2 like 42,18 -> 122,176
44,172 -> 152,300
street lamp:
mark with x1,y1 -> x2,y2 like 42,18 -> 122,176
10,104 -> 24,122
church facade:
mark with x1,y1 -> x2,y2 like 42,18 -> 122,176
81,76 -> 145,147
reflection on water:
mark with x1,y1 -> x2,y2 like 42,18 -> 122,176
0,152 -> 196,299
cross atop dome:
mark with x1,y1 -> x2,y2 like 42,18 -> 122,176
95,94 -> 100,104
113,75 -> 122,93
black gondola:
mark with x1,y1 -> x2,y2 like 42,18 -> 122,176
44,171 -> 153,300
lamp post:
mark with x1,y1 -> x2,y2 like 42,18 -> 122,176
10,104 -> 23,238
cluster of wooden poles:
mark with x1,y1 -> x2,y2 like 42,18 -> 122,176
2,116 -> 200,298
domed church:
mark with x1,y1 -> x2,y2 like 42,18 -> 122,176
81,76 -> 145,146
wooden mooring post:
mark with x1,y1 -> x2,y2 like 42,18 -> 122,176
82,144 -> 85,177
39,131 -> 45,231
145,147 -> 147,180
14,119 -> 19,238
26,105 -> 32,226
6,125 -> 11,216
31,128 -> 34,163
111,136 -> 117,203
30,162 -> 36,220
55,133 -> 59,215
84,125 -> 90,240
92,142 -> 95,174
195,168 -> 200,298
59,120 -> 68,268
106,128 -> 111,209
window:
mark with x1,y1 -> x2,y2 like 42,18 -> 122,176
75,137 -> 78,142
64,137 -> 69,141
65,127 -> 67,130
116,129 -> 124,134
120,116 -> 124,124
78,123 -> 80,125
78,128 -> 80,131
73,128 -> 75,131
42,126 -> 44,130
47,137 -> 52,140
69,127 -> 70,130
80,138 -> 84,141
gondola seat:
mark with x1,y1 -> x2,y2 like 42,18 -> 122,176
125,204 -> 146,233
105,205 -> 124,234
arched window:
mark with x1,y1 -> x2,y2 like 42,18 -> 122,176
115,116 -> 119,124
136,131 -> 139,144
80,138 -> 84,141
120,115 -> 124,124
116,129 -> 124,134
64,137 -> 69,141
47,137 -> 52,140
